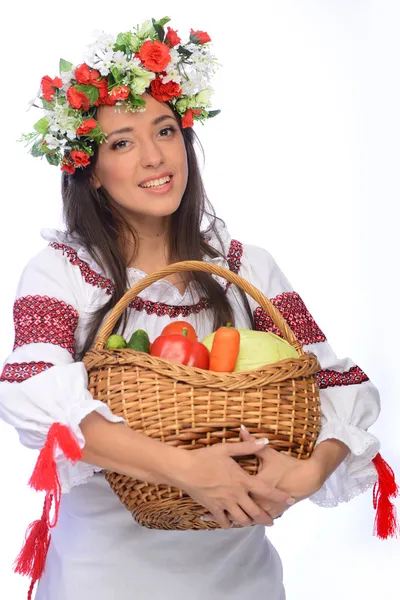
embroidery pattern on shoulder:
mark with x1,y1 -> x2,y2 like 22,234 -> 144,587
0,361 -> 54,383
254,292 -> 327,346
316,366 -> 369,389
49,242 -> 115,295
13,296 -> 78,355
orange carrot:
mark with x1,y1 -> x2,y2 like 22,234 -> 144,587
209,323 -> 240,372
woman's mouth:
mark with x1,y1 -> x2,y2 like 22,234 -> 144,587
139,175 -> 172,190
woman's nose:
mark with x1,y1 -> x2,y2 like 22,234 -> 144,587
139,139 -> 163,169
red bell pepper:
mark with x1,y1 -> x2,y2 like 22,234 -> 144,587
151,328 -> 209,370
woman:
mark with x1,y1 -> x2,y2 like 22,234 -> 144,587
0,17 -> 396,600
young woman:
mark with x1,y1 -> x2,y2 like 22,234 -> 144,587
0,17 -> 396,600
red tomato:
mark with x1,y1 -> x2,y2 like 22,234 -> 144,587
160,320 -> 198,343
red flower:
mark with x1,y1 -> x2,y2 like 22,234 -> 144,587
165,27 -> 181,48
70,150 -> 91,167
108,85 -> 130,101
150,78 -> 182,102
67,87 -> 91,110
138,40 -> 171,73
61,160 -> 75,175
74,64 -> 100,85
76,118 -> 97,135
190,29 -> 211,44
94,79 -> 114,106
41,75 -> 63,102
181,109 -> 202,128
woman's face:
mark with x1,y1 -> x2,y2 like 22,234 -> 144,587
93,93 -> 188,221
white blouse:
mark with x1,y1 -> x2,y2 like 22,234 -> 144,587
0,222 -> 381,600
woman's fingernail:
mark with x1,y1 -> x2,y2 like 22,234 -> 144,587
241,424 -> 249,433
286,498 -> 296,506
256,438 -> 269,446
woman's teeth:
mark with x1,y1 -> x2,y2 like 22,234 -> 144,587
139,175 -> 171,188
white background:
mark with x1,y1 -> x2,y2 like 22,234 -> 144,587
0,1 -> 399,598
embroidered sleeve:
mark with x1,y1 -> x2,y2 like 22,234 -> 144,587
240,243 -> 383,507
0,246 -> 124,493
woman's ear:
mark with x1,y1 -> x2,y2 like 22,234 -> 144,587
92,172 -> 101,189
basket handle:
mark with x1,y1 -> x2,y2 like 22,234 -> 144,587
93,260 -> 304,354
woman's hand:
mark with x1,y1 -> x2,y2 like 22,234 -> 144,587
171,438 -> 296,529
240,426 -> 324,520
201,426 -> 326,526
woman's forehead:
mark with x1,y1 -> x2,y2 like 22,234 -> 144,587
96,95 -> 176,132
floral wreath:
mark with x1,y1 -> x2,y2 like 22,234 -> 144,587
21,17 -> 220,174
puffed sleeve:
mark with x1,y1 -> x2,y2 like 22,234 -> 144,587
0,246 -> 125,495
239,243 -> 397,525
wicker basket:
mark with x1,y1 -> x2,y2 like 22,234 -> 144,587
83,260 -> 321,530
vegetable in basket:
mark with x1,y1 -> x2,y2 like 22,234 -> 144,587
206,323 -> 241,372
128,330 -> 151,353
160,320 -> 198,342
105,334 -> 128,350
202,329 -> 298,372
151,327 -> 209,369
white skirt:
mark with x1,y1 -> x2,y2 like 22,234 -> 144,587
35,473 -> 286,600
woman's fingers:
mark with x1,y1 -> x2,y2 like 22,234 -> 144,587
237,494 -> 274,527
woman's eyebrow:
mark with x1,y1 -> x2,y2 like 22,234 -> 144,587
108,115 -> 176,138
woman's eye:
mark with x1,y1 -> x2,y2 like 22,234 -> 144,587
112,140 -> 129,150
159,127 -> 176,137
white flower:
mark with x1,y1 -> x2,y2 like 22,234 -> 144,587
195,89 -> 214,107
66,130 -> 77,140
44,134 -> 62,149
61,69 -> 75,91
112,50 -> 129,71
161,68 -> 182,85
94,50 -> 114,76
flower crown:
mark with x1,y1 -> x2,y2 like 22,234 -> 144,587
22,17 -> 220,175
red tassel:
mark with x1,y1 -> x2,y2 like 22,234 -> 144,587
14,423 -> 83,599
28,423 -> 82,527
372,453 -> 399,539
14,494 -> 52,598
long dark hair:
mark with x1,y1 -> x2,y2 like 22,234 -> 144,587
61,113 -> 254,359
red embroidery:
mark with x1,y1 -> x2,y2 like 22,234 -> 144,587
49,242 -> 114,295
254,292 -> 327,346
226,240 -> 243,274
0,362 -> 53,383
49,240 -> 244,316
128,296 -> 210,317
13,296 -> 78,356
316,366 -> 369,389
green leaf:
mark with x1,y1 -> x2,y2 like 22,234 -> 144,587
129,94 -> 146,110
45,152 -> 60,166
59,58 -> 73,73
154,17 -> 171,28
74,84 -> 99,105
207,110 -> 221,118
152,21 -> 165,42
114,32 -> 133,53
110,66 -> 122,83
42,99 -> 55,110
34,117 -> 49,135
31,140 -> 44,157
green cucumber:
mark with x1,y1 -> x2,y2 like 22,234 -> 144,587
128,329 -> 150,353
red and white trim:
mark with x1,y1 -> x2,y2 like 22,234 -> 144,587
0,362 -> 53,383
254,291 -> 327,346
316,366 -> 369,389
13,296 -> 78,356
